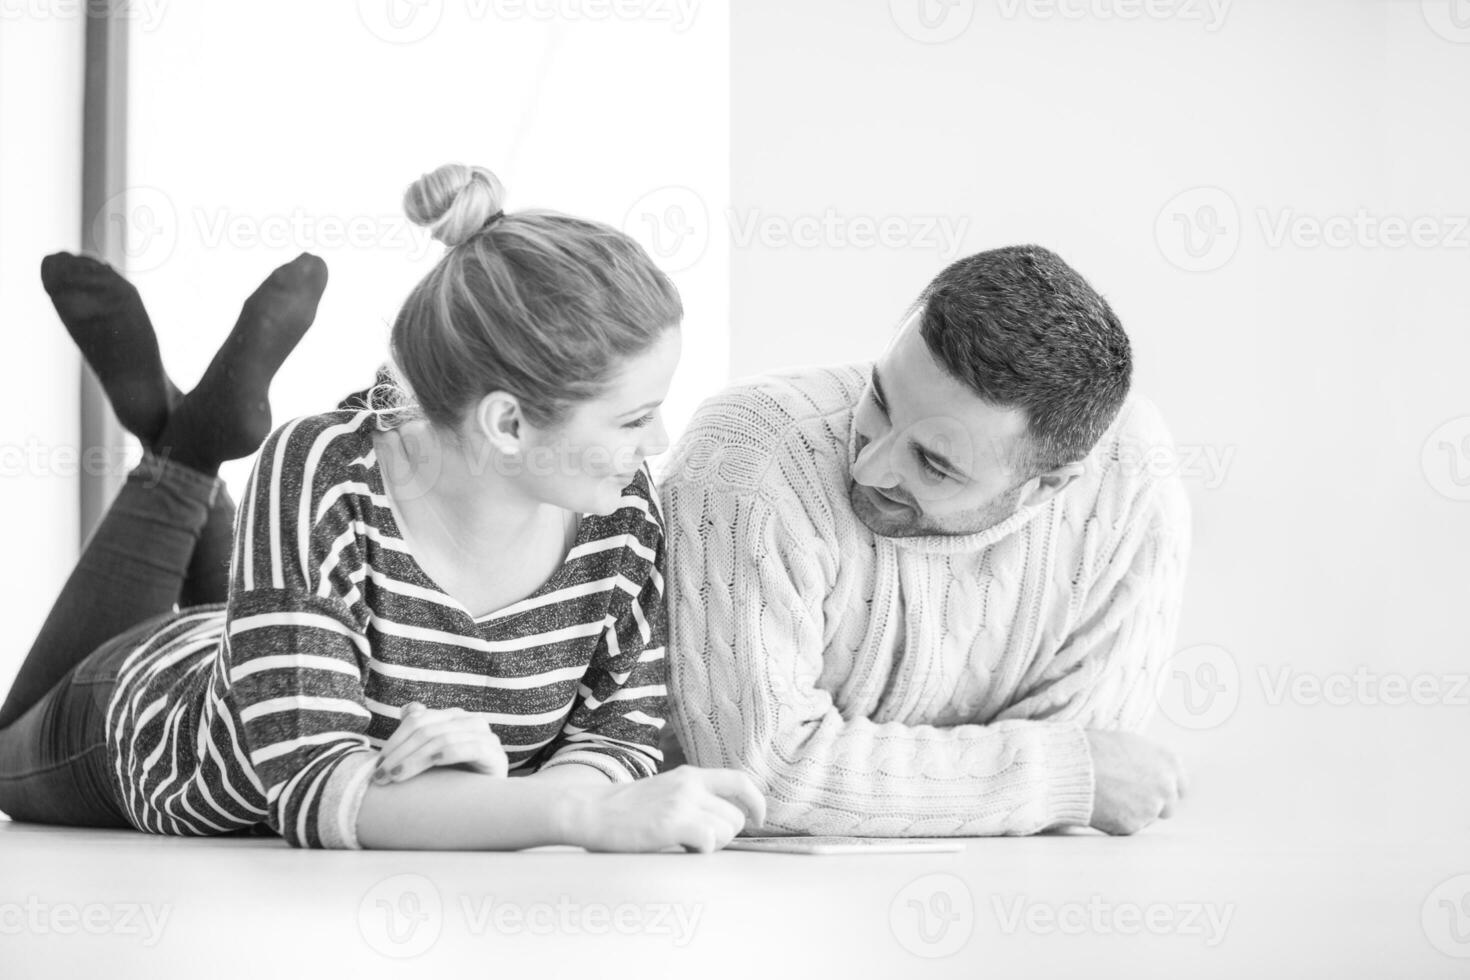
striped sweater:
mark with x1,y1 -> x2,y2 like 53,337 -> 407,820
105,411 -> 668,849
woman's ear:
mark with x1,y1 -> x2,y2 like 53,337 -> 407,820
472,391 -> 524,456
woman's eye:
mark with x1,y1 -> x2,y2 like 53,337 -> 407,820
625,413 -> 655,429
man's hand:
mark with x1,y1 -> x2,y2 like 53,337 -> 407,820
1085,730 -> 1187,835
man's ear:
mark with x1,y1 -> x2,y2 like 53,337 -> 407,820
1014,459 -> 1086,510
472,391 -> 524,456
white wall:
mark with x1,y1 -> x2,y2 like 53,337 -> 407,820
729,0 -> 1470,838
0,16 -> 84,694
125,1 -> 728,497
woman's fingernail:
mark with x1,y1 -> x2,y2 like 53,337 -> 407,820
431,752 -> 443,763
390,765 -> 403,776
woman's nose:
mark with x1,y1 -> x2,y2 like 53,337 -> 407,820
644,415 -> 671,458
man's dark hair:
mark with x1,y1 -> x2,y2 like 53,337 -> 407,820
917,244 -> 1132,476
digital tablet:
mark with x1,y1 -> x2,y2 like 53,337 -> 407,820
724,836 -> 965,855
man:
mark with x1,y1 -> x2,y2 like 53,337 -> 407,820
659,245 -> 1190,836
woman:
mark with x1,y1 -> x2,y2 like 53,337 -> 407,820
0,163 -> 763,851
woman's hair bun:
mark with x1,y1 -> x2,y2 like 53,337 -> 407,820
403,164 -> 507,247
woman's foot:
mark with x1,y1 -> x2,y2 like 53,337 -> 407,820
157,253 -> 329,475
40,252 -> 181,446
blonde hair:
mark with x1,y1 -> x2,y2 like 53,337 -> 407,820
379,163 -> 681,431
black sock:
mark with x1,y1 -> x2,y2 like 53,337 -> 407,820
156,253 -> 328,475
40,252 -> 179,447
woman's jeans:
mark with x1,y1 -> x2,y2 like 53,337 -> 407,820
0,453 -> 234,827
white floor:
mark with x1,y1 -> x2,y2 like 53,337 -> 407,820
3,801 -> 1468,979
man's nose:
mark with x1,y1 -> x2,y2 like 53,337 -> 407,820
851,432 -> 901,489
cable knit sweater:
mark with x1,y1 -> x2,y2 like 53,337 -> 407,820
659,363 -> 1191,837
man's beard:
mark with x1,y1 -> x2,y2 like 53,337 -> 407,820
847,480 -> 1022,538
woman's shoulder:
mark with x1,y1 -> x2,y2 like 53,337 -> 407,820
254,409 -> 380,478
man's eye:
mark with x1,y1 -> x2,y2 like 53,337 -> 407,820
915,450 -> 947,481
870,388 -> 888,415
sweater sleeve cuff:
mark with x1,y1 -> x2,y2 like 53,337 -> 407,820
1038,722 -> 1095,829
316,750 -> 378,849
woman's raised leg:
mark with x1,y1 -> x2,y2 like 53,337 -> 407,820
0,252 -> 327,730
0,252 -> 327,826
